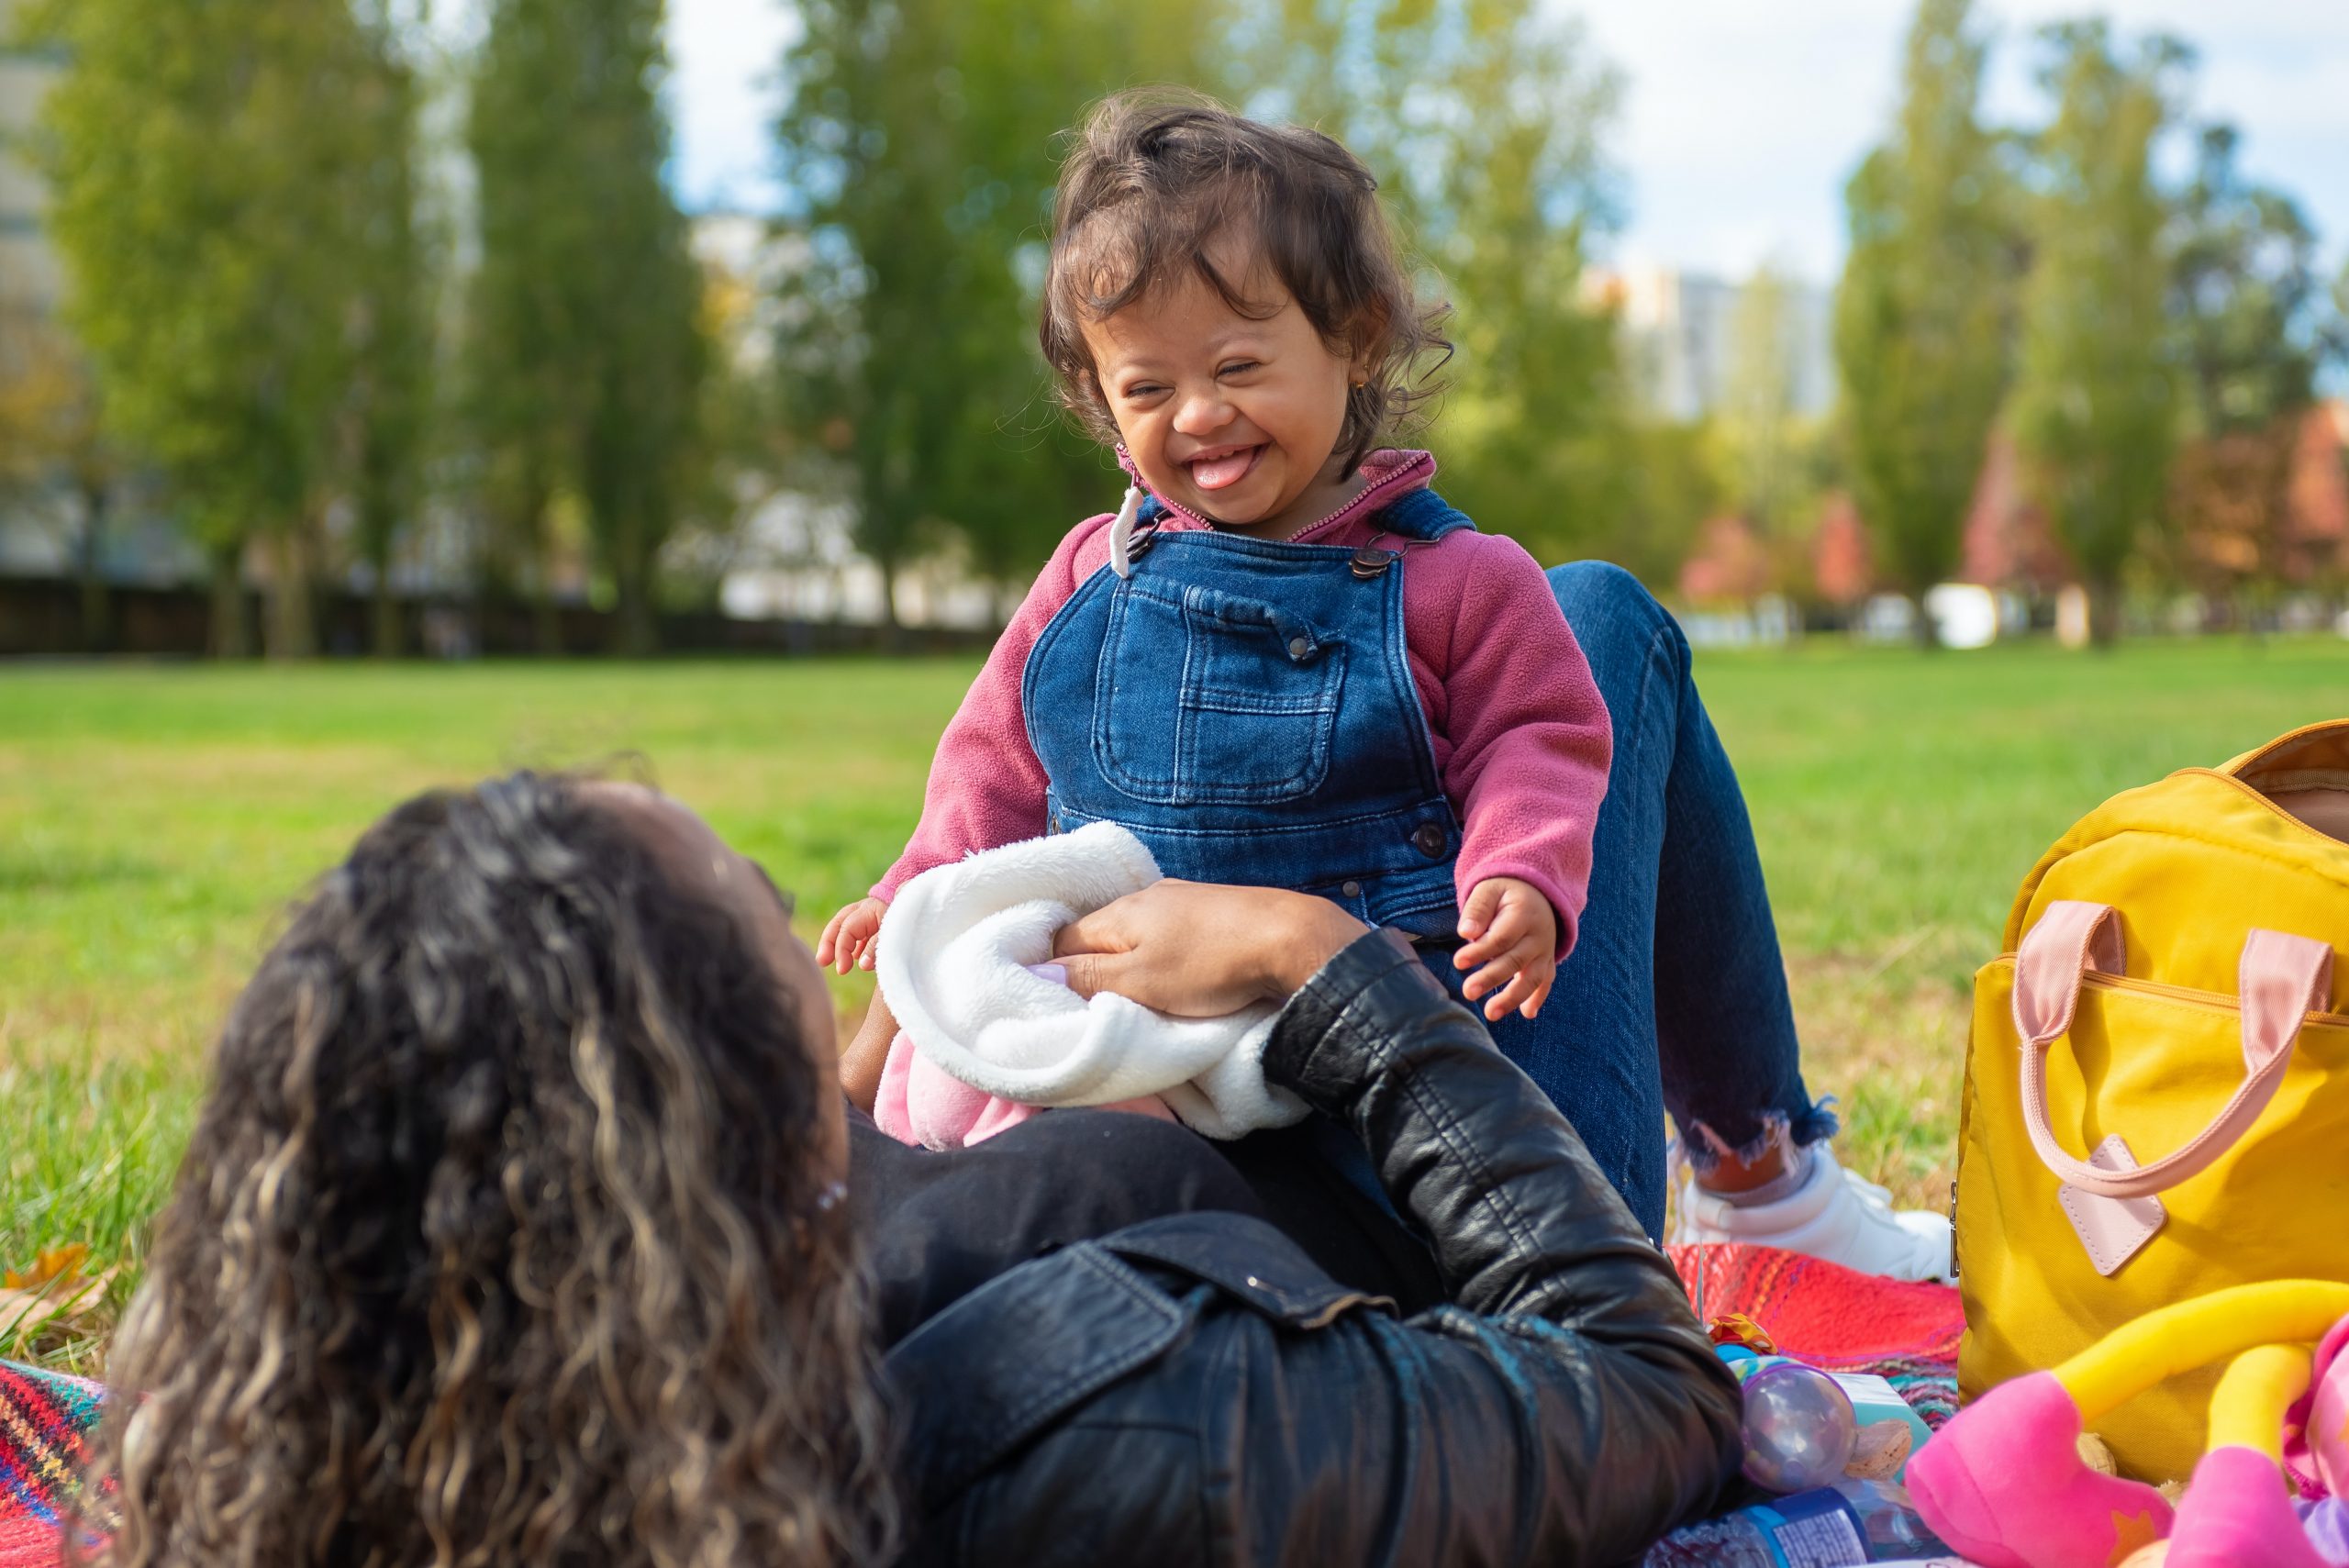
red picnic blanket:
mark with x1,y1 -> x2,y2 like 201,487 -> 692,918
1667,1241 -> 1965,1426
1,1244 -> 1965,1567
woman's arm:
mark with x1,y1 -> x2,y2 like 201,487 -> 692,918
1261,928 -> 1740,1562
1054,886 -> 1740,1561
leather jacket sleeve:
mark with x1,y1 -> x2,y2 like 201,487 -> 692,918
1255,927 -> 1743,1562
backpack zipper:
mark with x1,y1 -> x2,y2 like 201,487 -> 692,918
2182,765 -> 2349,851
1988,957 -> 2349,1026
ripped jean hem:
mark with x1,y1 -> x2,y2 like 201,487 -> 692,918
1677,1096 -> 1841,1175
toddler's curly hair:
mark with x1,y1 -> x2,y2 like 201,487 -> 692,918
1041,88 -> 1451,473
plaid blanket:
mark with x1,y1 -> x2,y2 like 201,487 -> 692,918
0,1362 -> 101,1568
0,1244 -> 1965,1565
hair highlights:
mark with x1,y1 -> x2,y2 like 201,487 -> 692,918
75,773 -> 895,1568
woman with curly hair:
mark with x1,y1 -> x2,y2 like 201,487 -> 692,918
78,771 -> 1741,1568
79,775 -> 896,1568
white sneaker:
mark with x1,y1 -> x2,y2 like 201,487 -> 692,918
1671,1143 -> 1954,1284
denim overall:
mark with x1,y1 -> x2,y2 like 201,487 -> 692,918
1023,486 -> 1475,939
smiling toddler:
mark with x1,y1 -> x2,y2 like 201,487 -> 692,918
825,90 -> 1613,1119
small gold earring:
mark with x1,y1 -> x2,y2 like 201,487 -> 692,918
1351,376 -> 1367,387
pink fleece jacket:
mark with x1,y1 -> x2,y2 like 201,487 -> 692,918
873,450 -> 1612,959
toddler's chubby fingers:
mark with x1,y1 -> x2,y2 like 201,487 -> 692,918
1488,969 -> 1542,1022
1517,967 -> 1555,1020
1460,951 -> 1520,1006
823,901 -> 884,975
1455,879 -> 1505,943
816,906 -> 852,969
1455,904 -> 1534,972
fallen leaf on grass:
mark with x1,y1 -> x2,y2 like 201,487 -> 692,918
6,1243 -> 93,1291
0,1244 -> 117,1341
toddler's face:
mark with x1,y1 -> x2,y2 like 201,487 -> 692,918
1081,234 -> 1362,535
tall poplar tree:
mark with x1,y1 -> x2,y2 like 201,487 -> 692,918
2165,124 -> 2327,606
348,0 -> 435,657
31,0 -> 385,657
2011,23 -> 2188,646
469,0 -> 705,654
1834,0 -> 2017,642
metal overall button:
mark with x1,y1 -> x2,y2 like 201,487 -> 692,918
1287,635 -> 1311,660
1341,880 -> 1362,899
1413,822 -> 1447,858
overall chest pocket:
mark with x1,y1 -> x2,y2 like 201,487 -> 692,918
1095,580 -> 1348,806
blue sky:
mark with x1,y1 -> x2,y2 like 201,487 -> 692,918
664,0 -> 2349,287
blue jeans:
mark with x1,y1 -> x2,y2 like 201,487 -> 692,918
1397,562 -> 1835,1238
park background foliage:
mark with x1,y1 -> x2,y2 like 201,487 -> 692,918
2,0 -> 2345,653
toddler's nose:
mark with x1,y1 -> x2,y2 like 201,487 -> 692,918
1171,386 -> 1235,438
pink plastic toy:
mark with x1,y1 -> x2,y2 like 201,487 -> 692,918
1909,1280 -> 2349,1568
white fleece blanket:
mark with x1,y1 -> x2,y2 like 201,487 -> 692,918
874,821 -> 1308,1140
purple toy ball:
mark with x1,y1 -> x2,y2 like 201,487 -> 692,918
1740,1361 -> 1858,1493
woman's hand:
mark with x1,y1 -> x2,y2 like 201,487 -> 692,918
1052,881 -> 1369,1017
1454,878 -> 1558,1021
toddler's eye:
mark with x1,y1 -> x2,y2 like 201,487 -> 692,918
1124,383 -> 1167,401
1218,361 -> 1259,377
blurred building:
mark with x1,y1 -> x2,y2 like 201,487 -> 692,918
1585,263 -> 1834,421
0,0 -> 61,314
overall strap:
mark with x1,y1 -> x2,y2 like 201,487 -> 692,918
1371,485 -> 1475,541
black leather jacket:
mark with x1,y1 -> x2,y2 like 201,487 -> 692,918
884,929 -> 1742,1567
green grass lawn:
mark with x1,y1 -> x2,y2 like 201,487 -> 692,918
4,639 -> 2344,1369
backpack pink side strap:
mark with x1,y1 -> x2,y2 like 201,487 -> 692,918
2012,900 -> 2334,1201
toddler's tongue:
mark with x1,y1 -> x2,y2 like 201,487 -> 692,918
1190,448 -> 1257,491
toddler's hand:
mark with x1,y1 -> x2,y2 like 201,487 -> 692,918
1454,877 -> 1558,1023
818,895 -> 888,975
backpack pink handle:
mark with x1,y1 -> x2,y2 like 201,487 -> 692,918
2012,900 -> 2333,1200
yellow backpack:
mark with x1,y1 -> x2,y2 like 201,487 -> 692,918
1954,720 -> 2349,1483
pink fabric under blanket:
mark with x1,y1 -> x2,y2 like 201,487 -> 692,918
871,962 -> 1179,1151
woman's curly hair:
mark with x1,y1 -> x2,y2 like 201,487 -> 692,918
1041,87 -> 1452,474
74,773 -> 896,1568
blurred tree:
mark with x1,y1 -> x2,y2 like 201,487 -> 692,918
346,0 -> 435,658
0,306 -> 127,650
469,0 -> 706,655
1712,264 -> 1831,562
1835,0 -> 2018,644
656,239 -> 805,613
1717,265 -> 1849,604
2010,22 -> 2188,647
28,0 -> 388,657
2165,124 -> 2330,610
